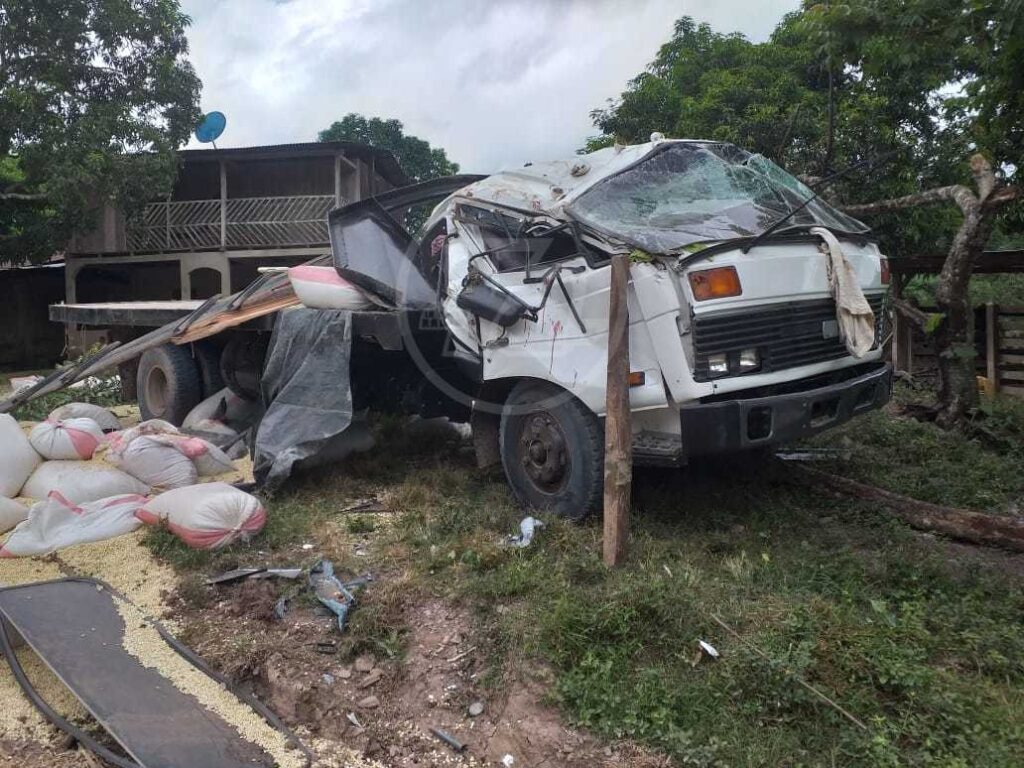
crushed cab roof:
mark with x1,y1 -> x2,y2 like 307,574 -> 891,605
458,138 -> 714,218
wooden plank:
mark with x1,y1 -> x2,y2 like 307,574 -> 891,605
1001,353 -> 1024,365
603,253 -> 631,568
999,370 -> 1024,382
986,302 -> 999,392
1000,383 -> 1024,398
173,291 -> 299,344
996,305 -> 1024,315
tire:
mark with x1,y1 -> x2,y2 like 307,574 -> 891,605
137,344 -> 203,425
220,335 -> 268,401
499,380 -> 604,520
194,341 -> 226,398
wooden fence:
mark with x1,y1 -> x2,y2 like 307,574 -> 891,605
891,303 -> 1024,398
988,304 -> 1024,396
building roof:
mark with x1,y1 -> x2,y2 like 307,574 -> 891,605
178,141 -> 411,187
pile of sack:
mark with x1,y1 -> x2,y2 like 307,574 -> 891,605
0,399 -> 266,558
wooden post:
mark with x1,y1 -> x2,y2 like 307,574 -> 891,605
603,253 -> 632,567
986,302 -> 999,393
164,194 -> 171,250
219,160 -> 227,249
334,154 -> 343,207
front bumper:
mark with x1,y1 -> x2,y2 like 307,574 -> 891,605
679,362 -> 892,457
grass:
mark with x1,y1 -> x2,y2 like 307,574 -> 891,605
142,400 -> 1024,767
803,383 -> 1024,512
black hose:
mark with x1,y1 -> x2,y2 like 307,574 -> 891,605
0,617 -> 141,768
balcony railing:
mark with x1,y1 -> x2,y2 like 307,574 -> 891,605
126,195 -> 338,252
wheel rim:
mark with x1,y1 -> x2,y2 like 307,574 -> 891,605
144,367 -> 168,417
516,412 -> 570,494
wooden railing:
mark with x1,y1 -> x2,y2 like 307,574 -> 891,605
986,303 -> 1024,396
892,303 -> 1024,398
126,195 -> 338,252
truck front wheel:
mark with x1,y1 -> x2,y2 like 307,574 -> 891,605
499,381 -> 604,520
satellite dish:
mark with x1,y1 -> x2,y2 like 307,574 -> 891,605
195,111 -> 226,146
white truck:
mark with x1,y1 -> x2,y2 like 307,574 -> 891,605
28,138 -> 891,518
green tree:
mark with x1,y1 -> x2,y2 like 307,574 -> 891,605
806,0 -> 1023,424
0,0 -> 203,265
318,114 -> 459,184
589,4 -> 1023,425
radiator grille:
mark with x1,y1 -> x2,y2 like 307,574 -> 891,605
692,294 -> 887,382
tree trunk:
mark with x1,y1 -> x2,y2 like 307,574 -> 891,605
933,205 -> 995,426
840,154 -> 1018,427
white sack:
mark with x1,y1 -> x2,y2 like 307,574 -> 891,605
148,434 -> 235,477
29,418 -> 105,460
288,265 -> 375,310
137,482 -> 266,549
22,461 -> 149,504
183,388 -> 259,430
0,497 -> 28,534
0,414 -> 41,498
109,435 -> 198,490
811,227 -> 876,358
49,403 -> 122,432
106,419 -> 180,458
0,492 -> 147,557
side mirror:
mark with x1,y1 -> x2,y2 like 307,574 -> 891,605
456,273 -> 531,327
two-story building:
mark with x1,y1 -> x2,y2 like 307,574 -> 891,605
53,141 -> 408,349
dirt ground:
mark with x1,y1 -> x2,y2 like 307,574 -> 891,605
0,523 -> 668,768
168,552 -> 670,767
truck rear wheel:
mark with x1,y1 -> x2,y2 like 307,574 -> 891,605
137,344 -> 202,425
194,341 -> 226,398
499,381 -> 604,520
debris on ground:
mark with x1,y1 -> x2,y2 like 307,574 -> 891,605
429,727 -> 467,753
505,516 -> 544,548
208,567 -> 303,585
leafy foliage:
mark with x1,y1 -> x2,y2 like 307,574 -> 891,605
12,375 -> 122,422
0,0 -> 202,265
318,113 -> 459,184
587,4 -> 1024,259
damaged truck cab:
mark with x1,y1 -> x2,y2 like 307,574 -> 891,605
334,138 -> 892,518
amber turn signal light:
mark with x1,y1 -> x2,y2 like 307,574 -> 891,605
627,371 -> 646,387
688,266 -> 742,301
880,257 -> 891,285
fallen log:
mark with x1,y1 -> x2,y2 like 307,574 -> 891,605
787,463 -> 1024,553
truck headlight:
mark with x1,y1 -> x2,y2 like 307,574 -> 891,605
708,353 -> 729,377
738,348 -> 760,371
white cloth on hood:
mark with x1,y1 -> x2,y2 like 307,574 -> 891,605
810,226 -> 875,358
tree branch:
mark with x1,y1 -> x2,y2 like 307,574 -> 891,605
982,184 -> 1020,211
0,192 -> 45,201
840,185 -> 977,217
891,298 -> 934,331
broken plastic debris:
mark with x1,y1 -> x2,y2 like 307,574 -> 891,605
506,516 -> 544,548
502,754 -> 515,767
699,640 -> 720,659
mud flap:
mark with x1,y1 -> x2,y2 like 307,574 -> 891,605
0,578 -> 308,768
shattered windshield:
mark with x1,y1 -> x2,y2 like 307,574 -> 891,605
568,143 -> 869,253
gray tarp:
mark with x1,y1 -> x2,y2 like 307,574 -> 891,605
253,308 -> 358,491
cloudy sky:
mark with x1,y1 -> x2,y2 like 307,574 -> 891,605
180,0 -> 799,173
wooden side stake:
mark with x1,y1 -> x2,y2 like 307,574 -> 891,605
603,253 -> 631,567
985,302 -> 999,393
